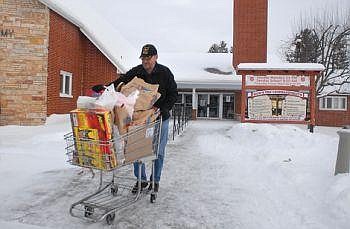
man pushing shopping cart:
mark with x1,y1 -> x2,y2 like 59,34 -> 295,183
65,44 -> 178,225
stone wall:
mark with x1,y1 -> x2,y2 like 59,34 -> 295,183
0,0 -> 49,125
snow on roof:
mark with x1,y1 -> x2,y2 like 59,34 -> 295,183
320,82 -> 350,96
237,63 -> 325,71
159,53 -> 241,89
38,0 -> 240,89
39,0 -> 138,72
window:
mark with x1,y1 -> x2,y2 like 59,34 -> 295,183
59,70 -> 73,98
319,96 -> 347,111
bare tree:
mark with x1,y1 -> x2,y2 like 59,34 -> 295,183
282,8 -> 350,96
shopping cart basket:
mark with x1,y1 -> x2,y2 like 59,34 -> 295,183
64,119 -> 162,225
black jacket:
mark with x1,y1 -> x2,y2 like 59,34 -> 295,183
110,63 -> 178,120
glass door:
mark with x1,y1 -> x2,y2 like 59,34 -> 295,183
209,95 -> 219,118
223,94 -> 235,119
197,94 -> 208,117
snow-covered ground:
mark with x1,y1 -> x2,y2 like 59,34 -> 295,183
0,115 -> 349,228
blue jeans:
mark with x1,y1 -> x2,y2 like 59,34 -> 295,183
133,118 -> 169,183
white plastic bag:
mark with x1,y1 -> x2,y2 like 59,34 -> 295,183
77,96 -> 98,109
94,84 -> 139,117
94,84 -> 118,111
121,90 -> 139,117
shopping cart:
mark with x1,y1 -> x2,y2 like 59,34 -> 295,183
64,119 -> 162,225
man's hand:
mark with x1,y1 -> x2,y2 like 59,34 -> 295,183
152,106 -> 160,113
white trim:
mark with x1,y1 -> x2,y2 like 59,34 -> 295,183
237,63 -> 325,71
319,96 -> 347,111
59,93 -> 73,98
59,70 -> 73,98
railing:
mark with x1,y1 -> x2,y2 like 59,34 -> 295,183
169,103 -> 192,140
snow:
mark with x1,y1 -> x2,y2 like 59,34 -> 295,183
4,2 -> 349,226
160,53 -> 240,88
237,63 -> 325,71
1,115 -> 350,228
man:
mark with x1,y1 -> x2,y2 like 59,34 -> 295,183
95,44 -> 178,193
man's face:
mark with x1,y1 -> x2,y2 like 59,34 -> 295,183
141,55 -> 157,73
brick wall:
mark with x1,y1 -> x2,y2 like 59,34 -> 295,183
83,41 -> 119,93
234,90 -> 242,119
0,0 -> 49,125
47,10 -> 118,115
315,96 -> 350,127
233,0 -> 267,68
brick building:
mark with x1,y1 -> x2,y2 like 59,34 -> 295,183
233,0 -> 350,127
0,0 -> 348,126
0,0 -> 136,125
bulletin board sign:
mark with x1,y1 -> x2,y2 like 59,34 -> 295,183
237,63 -> 325,126
247,90 -> 308,121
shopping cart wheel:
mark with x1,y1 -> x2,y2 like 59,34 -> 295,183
84,206 -> 94,217
150,193 -> 157,203
110,186 -> 118,196
106,213 -> 115,225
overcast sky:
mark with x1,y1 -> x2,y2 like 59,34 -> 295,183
85,0 -> 350,61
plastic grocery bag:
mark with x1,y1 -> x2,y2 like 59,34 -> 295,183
94,84 -> 139,117
76,96 -> 98,109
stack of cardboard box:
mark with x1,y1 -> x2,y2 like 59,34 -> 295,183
69,77 -> 160,169
114,77 -> 161,163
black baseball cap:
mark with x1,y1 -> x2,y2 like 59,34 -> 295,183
139,44 -> 157,58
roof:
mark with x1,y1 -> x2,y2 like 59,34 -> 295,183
321,82 -> 350,96
38,0 -> 138,73
159,53 -> 241,90
237,63 -> 325,71
38,0 -> 240,89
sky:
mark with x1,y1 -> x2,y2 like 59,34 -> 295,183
84,0 -> 350,62
0,115 -> 349,228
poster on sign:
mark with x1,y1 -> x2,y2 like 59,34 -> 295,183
246,90 -> 308,121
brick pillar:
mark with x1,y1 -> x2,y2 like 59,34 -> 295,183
0,0 -> 49,125
233,0 -> 268,68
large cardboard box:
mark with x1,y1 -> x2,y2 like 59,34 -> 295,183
132,109 -> 159,126
114,106 -> 159,135
70,108 -> 117,170
123,124 -> 155,163
120,77 -> 161,111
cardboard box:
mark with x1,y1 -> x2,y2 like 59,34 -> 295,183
120,77 -> 161,111
70,108 -> 117,170
123,125 -> 155,163
132,109 -> 159,126
114,106 -> 132,135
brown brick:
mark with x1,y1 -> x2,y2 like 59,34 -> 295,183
32,95 -> 45,101
47,10 -> 118,115
233,0 -> 267,68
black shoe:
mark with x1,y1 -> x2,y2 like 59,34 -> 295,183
131,181 -> 148,194
148,182 -> 159,192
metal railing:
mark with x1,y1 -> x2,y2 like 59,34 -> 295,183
169,103 -> 192,140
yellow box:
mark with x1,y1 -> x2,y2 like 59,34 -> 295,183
70,108 -> 117,170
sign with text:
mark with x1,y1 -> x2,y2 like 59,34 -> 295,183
246,75 -> 310,87
247,90 -> 308,121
